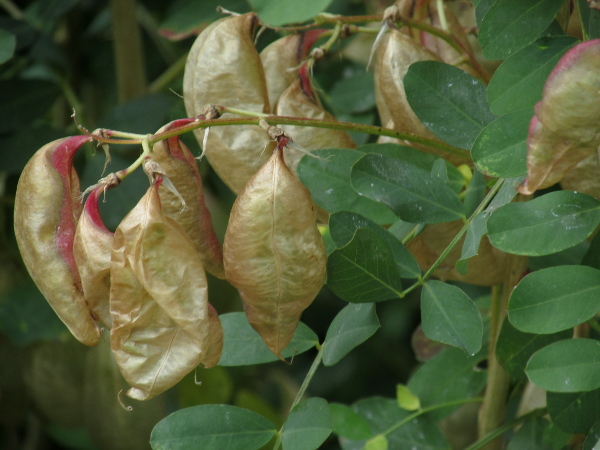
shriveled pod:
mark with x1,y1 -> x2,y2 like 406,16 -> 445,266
73,180 -> 117,328
406,220 -> 507,286
376,30 -> 442,141
275,63 -> 356,174
419,2 -> 479,78
223,147 -> 327,358
183,13 -> 274,194
151,119 -> 225,279
14,136 -> 100,346
110,177 -> 222,400
260,29 -> 326,111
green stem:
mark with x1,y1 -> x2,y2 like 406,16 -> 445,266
466,408 -> 547,450
272,347 -> 324,450
399,178 -> 506,297
109,0 -> 147,102
0,0 -> 23,19
114,137 -> 151,182
88,112 -> 470,163
149,53 -> 188,93
376,397 -> 484,440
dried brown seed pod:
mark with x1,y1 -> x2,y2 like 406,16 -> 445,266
151,119 -> 225,279
14,136 -> 101,346
73,181 -> 116,329
406,220 -> 506,286
275,63 -> 356,174
223,147 -> 327,358
183,12 -> 273,193
110,178 -> 222,400
260,29 -> 326,111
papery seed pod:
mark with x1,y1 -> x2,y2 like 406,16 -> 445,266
419,2 -> 479,77
275,63 -> 356,174
260,29 -> 326,111
14,136 -> 101,346
519,40 -> 600,195
535,39 -> 600,142
223,147 -> 327,358
151,119 -> 225,279
73,181 -> 116,328
110,178 -> 222,400
406,220 -> 506,286
561,154 -> 600,200
376,30 -> 441,140
183,13 -> 274,194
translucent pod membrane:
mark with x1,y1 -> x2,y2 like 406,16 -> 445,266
224,148 -> 327,358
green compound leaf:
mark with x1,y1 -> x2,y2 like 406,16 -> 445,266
472,108 -> 531,178
330,403 -> 371,441
496,320 -> 572,379
351,153 -> 464,223
421,282 -> 483,356
248,0 -> 334,26
218,313 -> 318,366
329,211 -> 420,279
281,398 -> 332,450
0,29 -> 16,64
507,417 -> 570,450
508,266 -> 600,334
526,339 -> 600,393
488,191 -> 600,256
487,36 -> 579,115
327,228 -> 403,303
297,148 -> 397,225
322,303 -> 380,366
340,397 -> 449,450
547,388 -> 600,434
479,0 -> 565,60
150,405 -> 276,450
404,61 -> 496,149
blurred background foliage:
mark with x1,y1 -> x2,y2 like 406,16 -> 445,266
0,0 -> 426,448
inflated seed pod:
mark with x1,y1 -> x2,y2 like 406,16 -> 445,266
560,154 -> 600,200
223,147 -> 327,358
376,30 -> 441,142
260,29 -> 326,111
110,178 -> 222,400
151,119 -> 225,279
73,182 -> 115,329
276,63 -> 356,174
183,13 -> 273,194
419,2 -> 479,77
14,136 -> 101,346
406,220 -> 506,286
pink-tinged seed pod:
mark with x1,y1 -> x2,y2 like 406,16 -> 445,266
183,13 -> 273,194
275,63 -> 356,174
223,147 -> 327,358
260,29 -> 327,111
110,179 -> 221,400
14,136 -> 101,346
151,119 -> 225,279
73,183 -> 115,329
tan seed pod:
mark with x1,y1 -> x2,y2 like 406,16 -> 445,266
183,13 -> 273,193
223,147 -> 327,358
14,136 -> 101,346
406,220 -> 506,286
151,119 -> 225,279
110,179 -> 221,400
560,153 -> 600,200
376,30 -> 441,141
275,63 -> 356,174
73,183 -> 115,329
260,29 -> 326,111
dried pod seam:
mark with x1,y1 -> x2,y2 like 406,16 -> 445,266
14,136 -> 101,346
223,147 -> 327,357
151,119 -> 225,279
